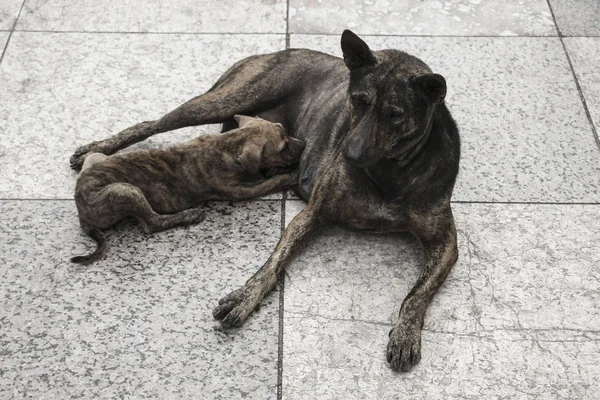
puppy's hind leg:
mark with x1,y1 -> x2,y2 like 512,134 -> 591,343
93,183 -> 207,234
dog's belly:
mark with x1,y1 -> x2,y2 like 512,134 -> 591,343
291,96 -> 351,200
339,208 -> 409,233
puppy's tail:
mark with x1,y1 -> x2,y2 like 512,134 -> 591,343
71,221 -> 107,265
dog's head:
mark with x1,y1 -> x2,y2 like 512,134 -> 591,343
340,30 -> 446,168
234,115 -> 305,174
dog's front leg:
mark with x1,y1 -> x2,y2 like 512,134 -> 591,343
387,207 -> 458,372
213,205 -> 322,328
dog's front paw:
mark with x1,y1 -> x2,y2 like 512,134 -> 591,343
386,321 -> 422,372
213,286 -> 261,328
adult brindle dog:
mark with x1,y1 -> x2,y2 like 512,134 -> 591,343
69,30 -> 460,372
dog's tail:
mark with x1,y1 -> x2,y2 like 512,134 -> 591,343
71,220 -> 107,265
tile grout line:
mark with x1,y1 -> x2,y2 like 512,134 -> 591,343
7,29 -> 576,38
276,197 -> 286,400
13,29 -> 289,35
0,0 -> 26,66
285,0 -> 291,48
277,2 -> 291,398
278,2 -> 293,393
289,32 -> 562,38
545,0 -> 600,151
2,199 -> 599,205
0,198 -> 289,202
451,200 -> 600,205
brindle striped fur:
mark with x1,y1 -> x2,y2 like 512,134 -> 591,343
72,116 -> 304,264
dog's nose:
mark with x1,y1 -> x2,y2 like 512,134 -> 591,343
343,144 -> 363,164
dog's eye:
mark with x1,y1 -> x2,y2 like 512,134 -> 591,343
388,107 -> 404,121
350,94 -> 369,108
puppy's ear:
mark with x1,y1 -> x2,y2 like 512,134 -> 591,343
277,138 -> 289,152
341,30 -> 376,70
234,115 -> 256,128
414,74 -> 447,104
238,143 -> 262,174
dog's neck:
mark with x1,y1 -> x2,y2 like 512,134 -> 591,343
363,108 -> 444,201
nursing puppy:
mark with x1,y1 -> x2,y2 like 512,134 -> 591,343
72,115 -> 304,264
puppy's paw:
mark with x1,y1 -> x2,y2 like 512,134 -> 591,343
212,286 -> 261,329
386,322 -> 422,372
183,208 -> 207,224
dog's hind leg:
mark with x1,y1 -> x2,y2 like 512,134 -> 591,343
213,203 -> 323,328
79,152 -> 109,172
70,53 -> 294,170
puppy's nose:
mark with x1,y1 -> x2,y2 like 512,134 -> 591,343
291,137 -> 305,151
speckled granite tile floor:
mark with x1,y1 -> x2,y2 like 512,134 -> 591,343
0,0 -> 598,399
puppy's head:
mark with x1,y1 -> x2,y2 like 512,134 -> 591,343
234,115 -> 305,175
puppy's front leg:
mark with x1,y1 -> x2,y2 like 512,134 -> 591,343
387,207 -> 458,372
213,205 -> 322,328
222,171 -> 298,200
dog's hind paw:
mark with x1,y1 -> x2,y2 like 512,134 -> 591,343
69,154 -> 85,171
386,322 -> 422,372
212,286 -> 261,329
69,142 -> 100,170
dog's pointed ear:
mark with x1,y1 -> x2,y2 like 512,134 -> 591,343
341,30 -> 376,70
414,74 -> 447,104
238,143 -> 262,174
234,115 -> 256,128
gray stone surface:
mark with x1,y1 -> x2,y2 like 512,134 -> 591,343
2,1 -> 600,398
0,200 -> 281,399
564,38 -> 600,137
283,200 -> 600,399
289,35 -> 600,202
0,32 -> 285,199
549,0 -> 600,36
0,0 -> 21,30
289,0 -> 556,36
17,0 -> 287,33
0,31 -> 8,53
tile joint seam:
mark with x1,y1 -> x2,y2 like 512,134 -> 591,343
2,199 -> 598,205
545,0 -> 600,151
277,1 -> 291,397
0,0 -> 27,65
